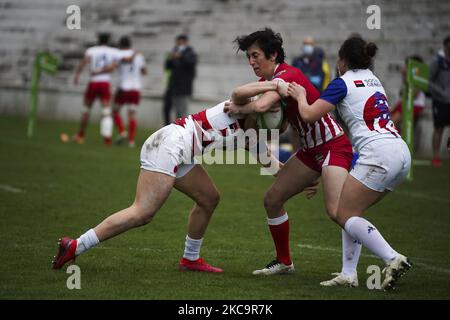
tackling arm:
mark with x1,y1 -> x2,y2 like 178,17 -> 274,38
287,82 -> 335,123
231,80 -> 287,105
226,90 -> 282,115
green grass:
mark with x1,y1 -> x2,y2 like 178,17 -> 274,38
1,116 -> 449,300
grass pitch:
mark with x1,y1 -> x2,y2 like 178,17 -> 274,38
1,116 -> 449,300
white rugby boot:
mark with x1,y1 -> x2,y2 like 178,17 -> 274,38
252,259 -> 295,275
381,254 -> 412,291
320,272 -> 359,287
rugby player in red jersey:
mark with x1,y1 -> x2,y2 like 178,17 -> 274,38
225,28 -> 354,277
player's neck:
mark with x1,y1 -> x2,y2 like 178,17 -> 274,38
264,64 -> 279,80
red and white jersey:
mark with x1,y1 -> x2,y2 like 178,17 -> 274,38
268,63 -> 344,149
320,69 -> 400,152
85,45 -> 121,83
116,49 -> 146,91
174,101 -> 245,154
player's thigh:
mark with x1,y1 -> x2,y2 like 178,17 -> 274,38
134,169 -> 176,214
266,155 -> 320,205
174,164 -> 220,207
321,165 -> 349,219
336,175 -> 387,227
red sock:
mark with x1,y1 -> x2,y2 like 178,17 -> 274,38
104,137 -> 112,145
113,111 -> 125,134
268,219 -> 291,265
128,118 -> 137,142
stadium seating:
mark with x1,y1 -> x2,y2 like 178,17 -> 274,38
0,0 -> 449,155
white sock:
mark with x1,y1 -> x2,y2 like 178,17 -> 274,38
183,235 -> 203,261
100,108 -> 113,138
75,229 -> 100,256
341,229 -> 362,276
344,216 -> 397,264
267,212 -> 288,225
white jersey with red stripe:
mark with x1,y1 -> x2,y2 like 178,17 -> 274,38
269,63 -> 344,150
116,49 -> 146,91
320,69 -> 400,152
86,45 -> 121,83
174,100 -> 245,155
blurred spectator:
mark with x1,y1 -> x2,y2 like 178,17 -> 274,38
429,35 -> 450,167
292,36 -> 330,93
113,36 -> 147,148
390,55 -> 426,133
163,34 -> 197,124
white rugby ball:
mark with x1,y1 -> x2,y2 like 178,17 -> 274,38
257,102 -> 284,130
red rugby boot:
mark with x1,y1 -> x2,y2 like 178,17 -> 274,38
52,237 -> 77,270
179,257 -> 223,273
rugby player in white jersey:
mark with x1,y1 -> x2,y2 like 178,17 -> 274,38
112,36 -> 147,148
288,37 -> 412,290
72,32 -> 121,145
52,79 -> 318,273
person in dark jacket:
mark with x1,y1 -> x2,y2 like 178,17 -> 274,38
429,35 -> 450,167
163,34 -> 197,124
292,36 -> 329,93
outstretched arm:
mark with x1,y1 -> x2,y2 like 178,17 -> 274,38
287,82 -> 335,123
231,79 -> 288,105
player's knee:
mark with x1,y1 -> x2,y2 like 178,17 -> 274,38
199,190 -> 220,210
137,212 -> 155,226
264,189 -> 282,211
132,205 -> 156,226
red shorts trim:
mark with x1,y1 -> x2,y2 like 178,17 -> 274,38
295,135 -> 353,173
84,82 -> 111,105
114,90 -> 140,105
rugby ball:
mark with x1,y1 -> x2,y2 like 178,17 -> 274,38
257,102 -> 284,130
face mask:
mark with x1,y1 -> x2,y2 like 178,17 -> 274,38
177,45 -> 187,52
303,45 -> 314,55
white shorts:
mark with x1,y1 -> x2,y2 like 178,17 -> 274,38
351,138 -> 411,192
140,124 -> 196,178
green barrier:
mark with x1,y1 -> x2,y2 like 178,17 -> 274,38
402,58 -> 429,180
27,51 -> 58,138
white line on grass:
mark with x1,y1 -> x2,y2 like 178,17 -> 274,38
298,244 -> 450,275
0,184 -> 24,193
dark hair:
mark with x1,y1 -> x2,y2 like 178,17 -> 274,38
176,34 -> 188,41
444,35 -> 450,47
338,37 -> 377,69
98,32 -> 110,45
119,36 -> 131,48
234,27 -> 285,64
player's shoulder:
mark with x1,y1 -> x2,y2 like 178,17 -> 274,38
85,46 -> 98,55
118,48 -> 134,57
274,63 -> 305,82
342,69 -> 382,89
107,46 -> 121,55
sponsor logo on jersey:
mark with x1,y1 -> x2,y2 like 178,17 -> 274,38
364,78 -> 381,87
354,80 -> 365,88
